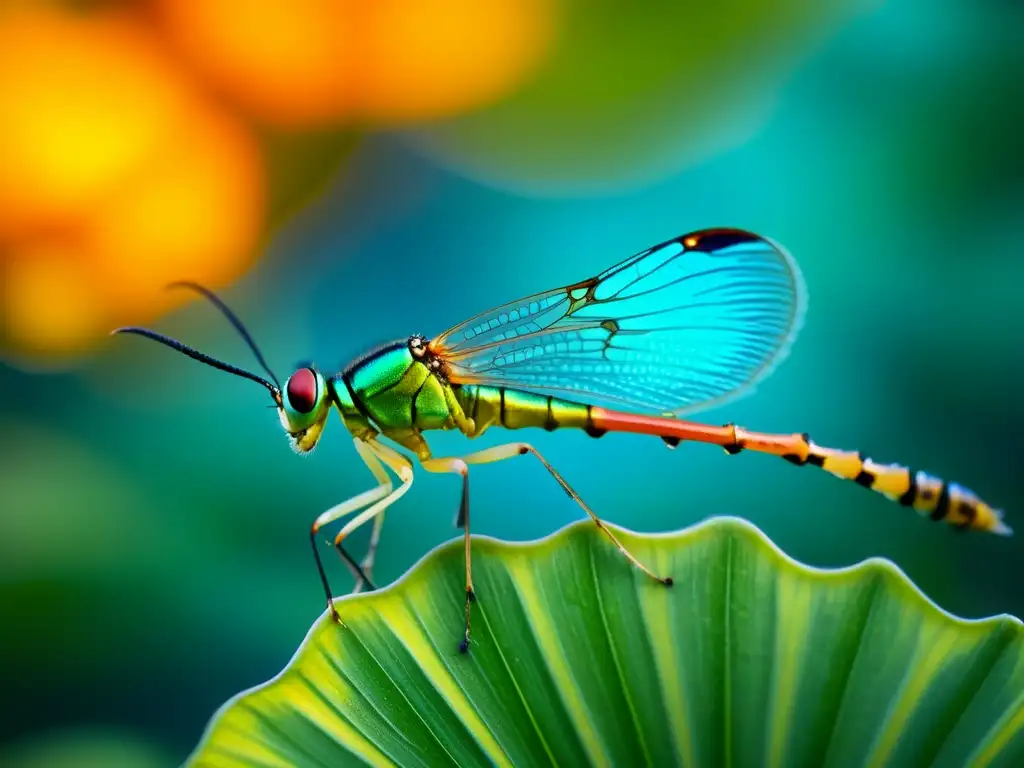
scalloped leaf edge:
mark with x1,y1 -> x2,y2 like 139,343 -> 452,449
187,515 -> 1023,765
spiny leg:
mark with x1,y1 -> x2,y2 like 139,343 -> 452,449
461,442 -> 672,587
420,456 -> 474,652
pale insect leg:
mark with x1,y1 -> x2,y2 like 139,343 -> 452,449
350,440 -> 393,594
330,442 -> 415,611
310,438 -> 392,619
420,456 -> 473,652
459,442 -> 673,587
353,512 -> 387,595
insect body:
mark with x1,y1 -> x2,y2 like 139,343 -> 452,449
115,228 -> 1010,652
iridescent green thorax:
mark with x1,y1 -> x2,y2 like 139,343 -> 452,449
327,374 -> 375,442
334,339 -> 464,441
330,337 -> 597,459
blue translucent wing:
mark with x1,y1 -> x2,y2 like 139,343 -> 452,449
431,228 -> 806,415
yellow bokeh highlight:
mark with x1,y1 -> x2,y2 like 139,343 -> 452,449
151,0 -> 555,128
0,8 -> 192,238
350,0 -> 555,123
0,6 -> 265,360
2,244 -> 105,354
87,107 -> 264,323
0,0 -> 551,361
149,0 -> 352,129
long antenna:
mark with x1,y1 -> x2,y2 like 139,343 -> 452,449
111,327 -> 281,404
168,281 -> 282,390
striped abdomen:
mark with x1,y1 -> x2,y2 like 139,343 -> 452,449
454,384 -> 601,435
779,434 -> 1007,533
446,388 -> 1008,536
586,408 -> 1010,536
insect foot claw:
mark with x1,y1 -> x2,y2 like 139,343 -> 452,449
663,576 -> 674,587
327,601 -> 345,625
466,587 -> 476,603
459,635 -> 471,654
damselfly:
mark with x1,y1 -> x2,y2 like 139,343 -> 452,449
115,228 -> 1010,651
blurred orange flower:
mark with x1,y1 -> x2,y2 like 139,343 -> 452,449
0,8 -> 193,240
0,0 -> 553,363
149,0 -> 555,128
351,0 -> 555,124
148,0 -> 351,129
0,6 -> 264,361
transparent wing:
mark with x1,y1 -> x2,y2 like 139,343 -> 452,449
431,228 -> 806,415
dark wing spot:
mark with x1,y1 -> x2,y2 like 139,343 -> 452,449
600,319 -> 620,332
683,228 -> 762,253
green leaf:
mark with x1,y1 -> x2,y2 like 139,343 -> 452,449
187,517 -> 1024,767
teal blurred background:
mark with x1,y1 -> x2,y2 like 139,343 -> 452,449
2,0 -> 1023,764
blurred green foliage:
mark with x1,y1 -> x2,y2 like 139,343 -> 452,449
0,731 -> 173,768
413,0 -> 872,193
2,0 -> 1023,763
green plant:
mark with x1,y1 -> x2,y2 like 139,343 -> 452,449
188,517 -> 1024,767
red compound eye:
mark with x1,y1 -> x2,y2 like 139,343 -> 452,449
286,368 -> 317,413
